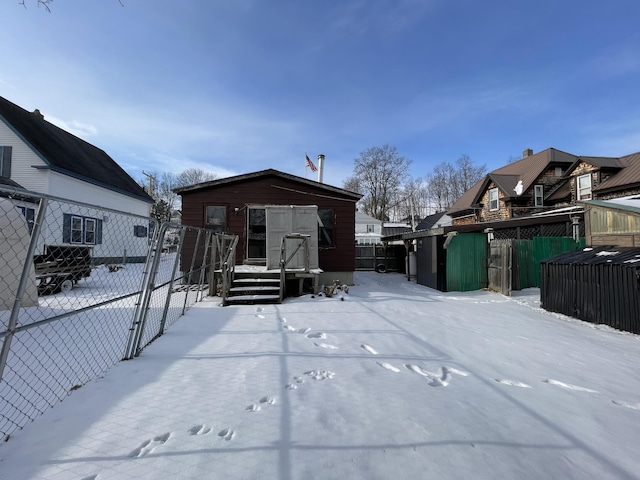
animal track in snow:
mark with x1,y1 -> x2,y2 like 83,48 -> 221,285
304,370 -> 335,381
298,327 -> 311,334
306,332 -> 326,339
246,404 -> 261,412
543,379 -> 598,393
81,476 -> 98,480
285,383 -> 298,390
494,379 -> 532,388
260,396 -> 276,405
612,400 -> 640,410
284,325 -> 297,332
129,432 -> 171,457
377,361 -> 400,372
218,428 -> 235,441
255,314 -> 266,319
189,424 -> 212,435
256,307 -> 264,312
447,367 -> 469,377
361,344 -> 378,354
314,342 -> 338,349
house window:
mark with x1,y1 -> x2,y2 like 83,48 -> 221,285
0,146 -> 12,178
205,206 -> 226,233
63,214 -> 103,245
534,185 -> 544,207
577,174 -> 592,200
555,167 -> 563,177
318,209 -> 334,247
366,224 -> 375,233
134,225 -> 148,237
16,206 -> 36,234
489,188 -> 499,211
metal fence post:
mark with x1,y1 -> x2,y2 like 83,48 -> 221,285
157,226 -> 187,336
182,228 -> 203,316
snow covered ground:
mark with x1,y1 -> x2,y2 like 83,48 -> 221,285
1,272 -> 639,480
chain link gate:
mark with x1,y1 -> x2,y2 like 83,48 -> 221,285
0,185 -> 214,441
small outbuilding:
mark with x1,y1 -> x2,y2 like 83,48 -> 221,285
540,246 -> 640,334
175,169 -> 362,287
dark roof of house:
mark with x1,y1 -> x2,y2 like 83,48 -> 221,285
540,245 -> 640,267
415,211 -> 447,230
593,152 -> 640,193
174,168 -> 362,201
447,148 -> 578,216
0,96 -> 153,203
0,177 -> 24,188
576,156 -> 625,169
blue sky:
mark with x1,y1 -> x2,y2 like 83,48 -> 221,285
2,1 -> 640,189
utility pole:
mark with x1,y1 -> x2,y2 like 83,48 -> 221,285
142,171 -> 155,197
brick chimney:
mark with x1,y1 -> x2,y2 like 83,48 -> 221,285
523,148 -> 533,158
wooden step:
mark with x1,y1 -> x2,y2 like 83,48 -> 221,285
226,294 -> 281,305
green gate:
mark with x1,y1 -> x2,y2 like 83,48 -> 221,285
446,233 -> 487,292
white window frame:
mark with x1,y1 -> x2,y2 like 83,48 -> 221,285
534,185 -> 544,207
366,224 -> 375,233
489,188 -> 499,211
577,174 -> 592,200
84,218 -> 96,244
71,216 -> 83,244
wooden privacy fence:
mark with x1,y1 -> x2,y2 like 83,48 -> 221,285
540,246 -> 640,334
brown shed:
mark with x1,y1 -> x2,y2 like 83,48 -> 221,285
175,169 -> 362,285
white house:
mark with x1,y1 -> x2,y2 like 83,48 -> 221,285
0,96 -> 154,263
355,211 -> 383,245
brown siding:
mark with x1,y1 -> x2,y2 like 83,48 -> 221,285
179,174 -> 358,273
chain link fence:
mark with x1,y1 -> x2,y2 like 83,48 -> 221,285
0,186 -> 214,441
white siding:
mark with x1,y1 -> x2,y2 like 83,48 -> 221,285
0,121 -> 49,192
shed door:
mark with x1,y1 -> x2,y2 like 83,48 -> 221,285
265,206 -> 319,270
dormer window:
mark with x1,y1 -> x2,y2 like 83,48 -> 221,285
577,174 -> 592,200
534,185 -> 544,207
555,167 -> 562,177
489,188 -> 499,211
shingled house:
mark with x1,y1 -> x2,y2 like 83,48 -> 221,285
448,148 -> 640,227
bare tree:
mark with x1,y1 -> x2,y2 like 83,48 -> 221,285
343,145 -> 411,221
425,154 -> 486,212
19,0 -> 124,12
175,168 -> 218,188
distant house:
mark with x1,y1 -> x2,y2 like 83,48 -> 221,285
415,211 -> 452,231
448,147 -> 640,226
355,211 -> 383,245
175,169 -> 362,285
0,96 -> 154,262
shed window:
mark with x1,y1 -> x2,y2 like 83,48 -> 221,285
489,188 -> 499,211
366,224 -> 375,233
577,174 -> 592,200
205,206 -> 227,234
0,146 -> 11,178
318,209 -> 334,247
534,185 -> 544,207
134,225 -> 148,237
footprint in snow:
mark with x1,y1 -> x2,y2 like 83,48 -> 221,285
612,400 -> 640,410
218,428 -> 235,441
129,432 -> 171,458
361,344 -> 378,354
255,314 -> 266,319
306,332 -> 326,339
377,361 -> 400,372
405,364 -> 450,387
246,404 -> 261,412
494,379 -> 532,388
189,424 -> 212,435
256,307 -> 264,312
543,379 -> 598,393
298,327 -> 311,334
260,396 -> 277,405
314,342 -> 338,349
284,325 -> 297,332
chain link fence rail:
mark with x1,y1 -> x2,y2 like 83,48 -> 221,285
0,186 -> 213,441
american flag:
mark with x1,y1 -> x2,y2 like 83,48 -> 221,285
305,154 -> 317,172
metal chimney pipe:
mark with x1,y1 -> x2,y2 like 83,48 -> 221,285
317,154 -> 325,183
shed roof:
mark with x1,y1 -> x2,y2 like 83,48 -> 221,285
174,168 -> 362,201
0,96 -> 153,203
541,246 -> 640,267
